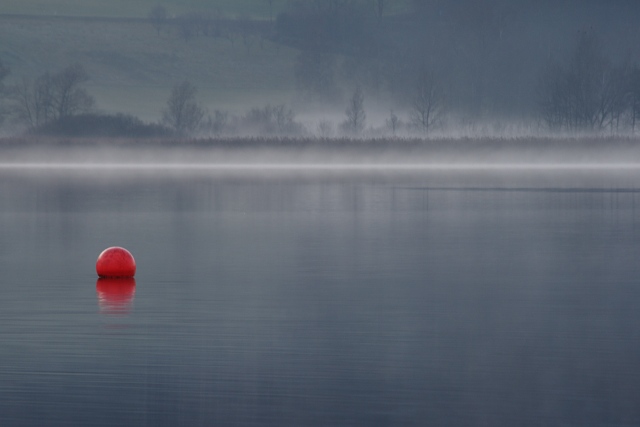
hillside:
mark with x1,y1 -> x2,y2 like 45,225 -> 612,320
0,13 -> 299,121
0,0 -> 411,124
2,0 -> 639,137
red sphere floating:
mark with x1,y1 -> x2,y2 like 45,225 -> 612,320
96,247 -> 136,278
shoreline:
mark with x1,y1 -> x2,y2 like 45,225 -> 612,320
1,136 -> 640,167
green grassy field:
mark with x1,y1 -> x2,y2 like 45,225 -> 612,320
0,0 -> 309,123
0,15 -> 299,121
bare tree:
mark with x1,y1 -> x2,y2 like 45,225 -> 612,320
273,104 -> 295,133
386,109 -> 401,135
0,59 -> 9,93
602,64 -> 631,133
342,86 -> 366,134
538,61 -> 569,131
317,119 -> 334,137
9,64 -> 93,129
411,70 -> 443,134
10,76 -> 53,129
630,66 -> 640,134
207,109 -> 229,136
162,81 -> 205,135
0,59 -> 10,124
539,32 -> 626,132
148,5 -> 168,36
50,63 -> 94,120
568,32 -> 608,130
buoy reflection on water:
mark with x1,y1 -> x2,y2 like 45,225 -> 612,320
96,277 -> 136,315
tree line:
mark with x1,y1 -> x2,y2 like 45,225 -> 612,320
0,63 -> 304,138
0,57 -> 444,138
142,0 -> 640,136
9,64 -> 94,130
1,0 -> 640,138
0,55 -> 638,138
538,32 -> 640,133
0,62 -> 167,137
0,61 -> 438,138
278,0 -> 640,133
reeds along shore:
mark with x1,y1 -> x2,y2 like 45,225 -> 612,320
1,135 -> 640,166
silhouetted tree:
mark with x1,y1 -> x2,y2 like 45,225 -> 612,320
50,63 -> 94,119
207,110 -> 229,136
162,81 -> 205,135
0,59 -> 10,124
605,64 -> 632,132
538,61 -> 568,130
148,5 -> 168,36
411,70 -> 443,134
342,86 -> 366,134
539,32 -> 623,132
273,104 -> 295,133
630,66 -> 640,134
10,64 -> 93,129
568,32 -> 608,129
0,59 -> 9,93
10,76 -> 52,129
386,109 -> 400,135
317,119 -> 334,137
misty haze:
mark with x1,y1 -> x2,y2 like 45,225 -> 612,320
1,1 -> 640,427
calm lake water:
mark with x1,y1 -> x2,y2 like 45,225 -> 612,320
1,166 -> 640,426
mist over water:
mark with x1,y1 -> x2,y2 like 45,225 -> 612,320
2,136 -> 640,170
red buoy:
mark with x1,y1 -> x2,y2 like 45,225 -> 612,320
96,247 -> 136,278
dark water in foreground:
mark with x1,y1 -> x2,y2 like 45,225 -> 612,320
1,167 -> 640,427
